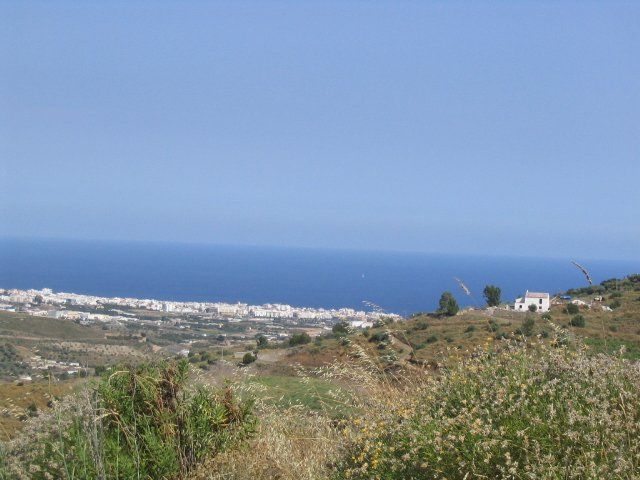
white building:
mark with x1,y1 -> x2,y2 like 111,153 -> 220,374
349,320 -> 373,329
513,291 -> 550,312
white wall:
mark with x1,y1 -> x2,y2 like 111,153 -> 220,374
514,296 -> 550,312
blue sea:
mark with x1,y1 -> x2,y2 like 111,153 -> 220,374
1,238 -> 638,317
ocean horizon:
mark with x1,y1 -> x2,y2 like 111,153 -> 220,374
1,237 -> 639,316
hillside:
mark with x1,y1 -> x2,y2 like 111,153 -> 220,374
1,274 -> 639,479
282,275 -> 640,370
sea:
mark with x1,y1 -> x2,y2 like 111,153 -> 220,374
1,238 -> 639,317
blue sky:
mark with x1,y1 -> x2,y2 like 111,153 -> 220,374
1,1 -> 638,260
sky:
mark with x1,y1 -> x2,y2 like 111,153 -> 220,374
1,1 -> 639,260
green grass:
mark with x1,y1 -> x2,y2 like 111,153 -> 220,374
584,337 -> 640,360
248,375 -> 352,415
0,311 -> 105,340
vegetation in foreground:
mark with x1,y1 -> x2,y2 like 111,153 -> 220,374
1,360 -> 254,479
3,332 -> 639,479
336,338 -> 640,479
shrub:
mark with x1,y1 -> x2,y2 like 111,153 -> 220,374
3,360 -> 254,479
570,314 -> 586,327
337,341 -> 640,479
541,311 -> 552,320
26,402 -> 38,418
414,321 -> 429,330
528,304 -> 537,312
368,332 -> 389,343
520,316 -> 535,337
289,333 -> 311,347
332,322 -> 350,336
565,303 -> 580,315
242,352 -> 257,365
486,319 -> 499,332
256,335 -> 268,349
437,292 -> 459,317
426,335 -> 438,344
610,299 -> 622,309
464,325 -> 476,333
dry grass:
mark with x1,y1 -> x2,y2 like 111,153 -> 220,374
0,378 -> 83,441
191,405 -> 341,480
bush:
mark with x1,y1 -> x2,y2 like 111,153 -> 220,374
256,335 -> 268,349
570,314 -> 586,327
464,325 -> 476,333
437,292 -> 459,317
242,352 -> 257,365
368,332 -> 389,343
332,322 -> 350,336
3,360 -> 254,479
528,304 -> 537,312
565,303 -> 580,315
541,311 -> 552,320
520,316 -> 535,337
609,299 -> 622,309
426,335 -> 438,344
289,333 -> 312,347
337,342 -> 640,479
26,402 -> 38,418
486,319 -> 499,332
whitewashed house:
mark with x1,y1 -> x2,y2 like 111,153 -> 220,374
513,291 -> 550,312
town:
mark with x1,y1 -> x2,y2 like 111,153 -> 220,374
0,287 -> 400,326
0,287 -> 402,379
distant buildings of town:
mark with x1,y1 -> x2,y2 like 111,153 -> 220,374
0,287 -> 400,326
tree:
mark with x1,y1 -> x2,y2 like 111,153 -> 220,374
483,285 -> 501,307
528,304 -> 538,312
437,292 -> 459,317
256,335 -> 268,349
